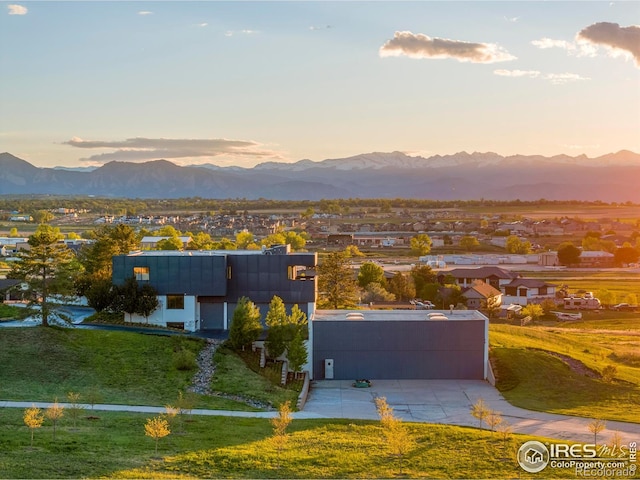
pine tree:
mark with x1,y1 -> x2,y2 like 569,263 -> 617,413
9,225 -> 79,326
228,297 -> 262,350
317,251 -> 359,309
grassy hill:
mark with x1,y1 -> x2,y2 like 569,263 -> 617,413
0,327 -> 248,410
489,322 -> 640,423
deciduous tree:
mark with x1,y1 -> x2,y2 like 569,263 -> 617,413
362,282 -> 395,303
46,400 -> 64,440
24,405 -> 44,448
270,401 -> 293,466
375,396 -> 414,475
471,398 -> 489,429
460,235 -> 480,250
145,416 -> 170,455
410,234 -> 432,256
557,242 -> 581,266
588,418 -> 606,445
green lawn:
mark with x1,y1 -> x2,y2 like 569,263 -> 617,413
0,409 -> 580,479
0,327 -> 248,410
489,324 -> 640,422
210,346 -> 303,409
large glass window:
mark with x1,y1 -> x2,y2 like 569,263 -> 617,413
167,295 -> 184,310
134,266 -> 149,281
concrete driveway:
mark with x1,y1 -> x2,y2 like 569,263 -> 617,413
303,379 -> 640,444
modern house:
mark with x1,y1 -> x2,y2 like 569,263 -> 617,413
501,278 -> 557,306
111,245 -> 317,332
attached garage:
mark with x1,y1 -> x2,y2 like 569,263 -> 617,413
311,310 -> 488,380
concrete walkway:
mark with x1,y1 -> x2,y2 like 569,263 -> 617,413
2,379 -> 639,444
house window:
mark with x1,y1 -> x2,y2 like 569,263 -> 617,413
134,266 -> 149,281
539,286 -> 548,295
167,295 -> 184,310
505,287 -> 517,296
288,265 -> 314,280
518,288 -> 528,297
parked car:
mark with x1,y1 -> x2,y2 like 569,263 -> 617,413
413,300 -> 435,310
612,303 -> 637,311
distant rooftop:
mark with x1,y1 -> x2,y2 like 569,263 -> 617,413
125,245 -> 312,257
313,309 -> 487,322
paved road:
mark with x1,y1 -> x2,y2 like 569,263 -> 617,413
3,379 -> 639,445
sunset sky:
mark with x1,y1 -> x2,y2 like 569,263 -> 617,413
1,1 -> 639,168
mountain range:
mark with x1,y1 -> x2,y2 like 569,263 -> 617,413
1,150 -> 639,201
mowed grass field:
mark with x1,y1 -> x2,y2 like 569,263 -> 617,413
0,408 -> 582,479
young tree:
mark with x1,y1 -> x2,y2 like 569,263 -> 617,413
24,405 -> 44,448
265,296 -> 289,358
375,396 -> 414,475
66,391 -> 84,429
471,398 -> 489,429
228,296 -> 262,351
357,262 -> 386,289
410,234 -> 432,256
287,330 -> 308,378
85,386 -> 104,413
317,251 -> 359,309
46,400 -> 64,440
8,224 -> 79,326
588,418 -> 606,445
486,409 -> 503,432
145,416 -> 171,455
270,401 -> 293,466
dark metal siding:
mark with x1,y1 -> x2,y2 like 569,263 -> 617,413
313,320 -> 485,380
227,253 -> 316,304
112,255 -> 228,296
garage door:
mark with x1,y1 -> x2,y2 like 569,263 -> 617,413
200,301 -> 224,330
313,320 -> 486,380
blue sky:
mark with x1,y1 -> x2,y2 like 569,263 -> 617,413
1,1 -> 639,168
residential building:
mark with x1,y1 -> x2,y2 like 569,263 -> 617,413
437,266 -> 519,290
501,278 -> 557,306
462,280 -> 502,309
112,245 -> 317,332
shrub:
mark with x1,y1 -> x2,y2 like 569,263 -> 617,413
173,349 -> 197,371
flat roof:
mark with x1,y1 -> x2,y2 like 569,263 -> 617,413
312,309 -> 488,322
125,250 -> 315,257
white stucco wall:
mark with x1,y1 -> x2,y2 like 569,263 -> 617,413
124,295 -> 198,332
